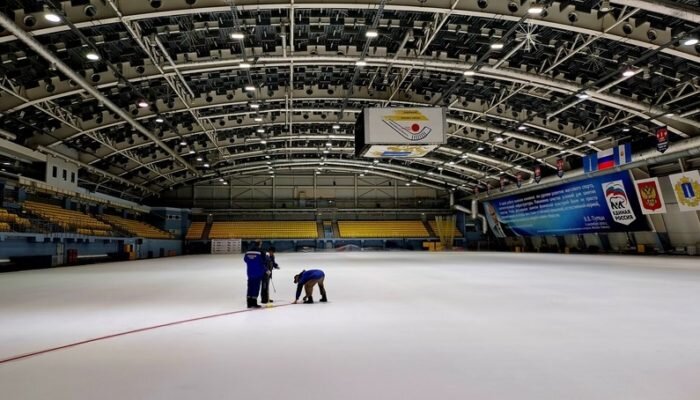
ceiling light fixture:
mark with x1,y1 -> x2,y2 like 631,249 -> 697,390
44,12 -> 61,22
477,146 -> 485,151
239,62 -> 251,69
528,4 -> 544,14
254,117 -> 263,122
231,32 -> 245,40
196,157 -> 203,162
155,117 -> 164,123
245,85 -> 256,91
86,52 -> 100,61
249,103 -> 260,109
257,128 -> 265,133
180,140 -> 187,146
203,163 -> 210,168
365,30 -> 379,38
517,125 -> 527,131
189,150 -> 195,154
137,100 -> 149,108
622,68 -> 638,77
463,70 -> 476,76
495,136 -> 504,142
355,60 -> 367,67
683,37 -> 698,46
260,140 -> 267,144
490,43 -> 504,50
332,124 -> 340,130
576,93 -> 590,99
622,127 -> 630,132
326,142 -> 332,147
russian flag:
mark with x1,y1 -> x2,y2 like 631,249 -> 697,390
583,143 -> 632,173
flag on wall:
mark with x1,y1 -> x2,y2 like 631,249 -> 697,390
516,172 -> 523,188
583,143 -> 632,173
669,170 -> 700,212
656,126 -> 669,153
556,158 -> 565,178
633,177 -> 667,214
534,165 -> 542,183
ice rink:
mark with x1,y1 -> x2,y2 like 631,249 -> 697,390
1,252 -> 700,400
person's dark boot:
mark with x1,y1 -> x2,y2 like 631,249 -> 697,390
247,297 -> 261,308
320,295 -> 328,302
303,296 -> 314,304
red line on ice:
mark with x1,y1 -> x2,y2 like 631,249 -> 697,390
0,303 -> 293,365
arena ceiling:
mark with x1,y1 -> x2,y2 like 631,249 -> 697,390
0,0 -> 698,200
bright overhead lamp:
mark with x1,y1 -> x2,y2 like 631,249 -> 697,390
495,136 -> 504,142
373,159 -> 379,164
239,62 -> 251,69
254,117 -> 263,122
411,179 -> 417,183
249,103 -> 260,109
477,146 -> 485,151
587,140 -> 595,144
438,167 -> 444,171
85,52 -> 100,61
137,100 -> 149,108
683,37 -> 698,46
365,30 -> 379,38
257,128 -> 265,133
528,4 -> 544,14
189,150 -> 195,154
180,140 -> 187,146
155,117 -> 164,123
576,93 -> 590,99
405,183 -> 411,186
223,182 -> 228,185
355,60 -> 367,67
323,150 -> 329,154
448,161 -> 455,165
203,163 -> 210,168
622,127 -> 630,132
44,12 -> 61,23
536,158 -> 543,162
332,124 -> 341,130
265,155 -> 271,159
360,173 -> 365,177
622,68 -> 638,77
219,178 -> 225,182
245,85 -> 256,91
316,171 -> 321,175
260,140 -> 267,144
231,32 -> 245,40
196,157 -> 203,162
517,125 -> 527,131
666,113 -> 675,117
490,43 -> 504,50
326,141 -> 332,147
427,171 -> 433,175
460,154 -> 469,159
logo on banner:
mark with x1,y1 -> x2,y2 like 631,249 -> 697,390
634,178 -> 667,214
516,172 -> 523,188
556,158 -> 565,178
656,126 -> 669,153
602,180 -> 637,225
669,171 -> 700,211
534,166 -> 542,183
381,109 -> 432,141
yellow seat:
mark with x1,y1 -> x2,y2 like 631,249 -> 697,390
338,221 -> 429,238
429,221 -> 462,237
186,222 -> 206,240
209,221 -> 318,239
100,214 -> 173,239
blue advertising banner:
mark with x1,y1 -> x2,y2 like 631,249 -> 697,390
483,171 -> 649,237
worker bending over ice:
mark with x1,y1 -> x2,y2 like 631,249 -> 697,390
293,269 -> 328,304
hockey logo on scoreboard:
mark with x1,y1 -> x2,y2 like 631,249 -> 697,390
381,109 -> 432,141
602,180 -> 637,225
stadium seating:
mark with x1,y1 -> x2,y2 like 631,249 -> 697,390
186,222 -> 206,240
209,221 -> 318,239
429,221 -> 463,237
0,209 -> 31,230
338,221 -> 429,238
23,201 -> 111,233
100,214 -> 173,239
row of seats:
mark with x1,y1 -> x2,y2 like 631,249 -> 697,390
76,228 -> 111,237
209,221 -> 318,239
185,222 -> 206,240
338,221 -> 429,238
0,222 -> 11,232
100,214 -> 173,239
429,221 -> 463,238
0,209 -> 31,229
24,201 -> 111,232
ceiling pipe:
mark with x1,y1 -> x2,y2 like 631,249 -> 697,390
478,132 -> 700,201
0,12 -> 199,176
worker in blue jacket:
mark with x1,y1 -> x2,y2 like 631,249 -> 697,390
243,242 -> 267,308
293,269 -> 328,304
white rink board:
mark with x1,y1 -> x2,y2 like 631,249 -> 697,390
211,239 -> 241,254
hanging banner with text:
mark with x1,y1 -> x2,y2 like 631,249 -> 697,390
483,171 -> 649,237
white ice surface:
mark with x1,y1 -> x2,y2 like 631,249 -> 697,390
1,252 -> 700,400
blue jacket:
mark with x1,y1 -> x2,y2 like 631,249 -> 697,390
244,251 -> 266,279
295,269 -> 325,299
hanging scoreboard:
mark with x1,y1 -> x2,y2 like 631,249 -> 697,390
355,107 -> 446,158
